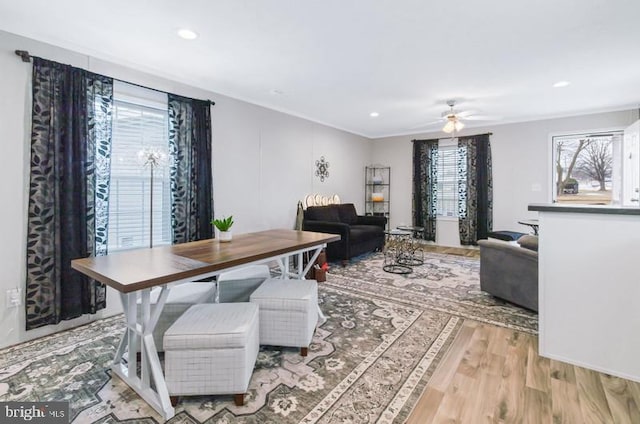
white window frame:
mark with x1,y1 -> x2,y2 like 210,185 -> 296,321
107,82 -> 171,253
548,126 -> 625,205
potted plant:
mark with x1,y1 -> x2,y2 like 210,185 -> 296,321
211,216 -> 234,242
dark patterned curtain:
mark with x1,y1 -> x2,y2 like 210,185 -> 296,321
458,134 -> 493,245
26,58 -> 112,330
412,139 -> 439,241
168,95 -> 213,243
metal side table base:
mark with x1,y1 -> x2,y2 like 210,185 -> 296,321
383,263 -> 413,274
383,229 -> 414,274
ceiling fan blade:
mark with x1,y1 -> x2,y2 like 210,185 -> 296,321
463,114 -> 502,121
456,110 -> 475,118
408,119 -> 443,130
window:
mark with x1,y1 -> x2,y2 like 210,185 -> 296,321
436,140 -> 466,217
552,130 -> 623,205
107,83 -> 171,252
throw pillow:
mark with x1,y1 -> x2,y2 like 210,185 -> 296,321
517,235 -> 539,252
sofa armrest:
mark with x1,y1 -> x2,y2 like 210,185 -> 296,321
478,239 -> 538,311
302,220 -> 350,240
355,215 -> 387,228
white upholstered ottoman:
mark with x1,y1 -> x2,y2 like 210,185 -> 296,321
249,278 -> 319,356
163,302 -> 259,406
217,264 -> 271,303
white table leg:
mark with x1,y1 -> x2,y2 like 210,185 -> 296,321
296,247 -> 328,323
141,290 -> 150,387
112,288 -> 175,420
300,247 -> 322,279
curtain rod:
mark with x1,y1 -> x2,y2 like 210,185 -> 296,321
411,132 -> 493,142
15,50 -> 215,106
456,132 -> 493,138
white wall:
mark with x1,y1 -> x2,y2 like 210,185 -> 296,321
371,110 -> 638,246
213,101 -> 369,233
0,30 -> 371,349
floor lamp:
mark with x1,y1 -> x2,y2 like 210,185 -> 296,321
137,147 -> 167,248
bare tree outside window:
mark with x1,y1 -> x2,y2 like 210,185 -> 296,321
552,132 -> 619,205
555,139 -> 590,196
576,140 -> 612,191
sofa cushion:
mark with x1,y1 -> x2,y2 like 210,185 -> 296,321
336,203 -> 359,224
304,206 -> 341,222
517,235 -> 539,252
349,224 -> 383,243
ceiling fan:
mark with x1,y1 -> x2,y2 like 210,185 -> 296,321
442,100 -> 466,133
412,100 -> 499,133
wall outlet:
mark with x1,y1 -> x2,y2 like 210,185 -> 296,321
6,288 -> 22,308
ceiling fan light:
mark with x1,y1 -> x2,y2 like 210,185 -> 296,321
455,120 -> 465,132
442,120 -> 456,133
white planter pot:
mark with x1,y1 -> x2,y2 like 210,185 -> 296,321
218,230 -> 232,242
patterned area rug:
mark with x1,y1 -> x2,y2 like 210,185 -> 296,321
0,251 -> 536,423
329,252 -> 537,334
0,287 -> 460,423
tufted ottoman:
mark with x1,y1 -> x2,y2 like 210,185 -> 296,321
163,302 -> 259,406
249,278 -> 319,356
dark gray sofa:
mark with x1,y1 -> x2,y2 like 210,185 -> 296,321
478,237 -> 538,312
302,203 -> 386,263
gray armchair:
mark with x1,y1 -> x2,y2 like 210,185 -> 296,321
478,239 -> 538,312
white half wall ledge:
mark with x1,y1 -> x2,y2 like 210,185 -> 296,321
533,204 -> 640,383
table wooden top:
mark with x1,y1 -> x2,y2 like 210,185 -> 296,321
71,229 -> 340,293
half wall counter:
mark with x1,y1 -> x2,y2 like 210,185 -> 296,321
528,203 -> 640,382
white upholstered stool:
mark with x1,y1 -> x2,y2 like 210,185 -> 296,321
163,302 -> 259,406
137,282 -> 216,352
217,264 -> 271,303
249,278 -> 319,356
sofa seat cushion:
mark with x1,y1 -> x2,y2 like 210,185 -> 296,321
163,303 -> 259,350
349,224 -> 383,243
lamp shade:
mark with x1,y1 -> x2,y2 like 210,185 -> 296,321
442,120 -> 456,133
442,117 -> 465,134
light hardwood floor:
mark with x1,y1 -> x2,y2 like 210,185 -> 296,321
421,244 -> 480,258
407,320 -> 640,423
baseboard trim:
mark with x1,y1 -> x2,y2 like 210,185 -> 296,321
539,349 -> 640,383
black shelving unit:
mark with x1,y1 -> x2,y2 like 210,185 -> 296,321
365,165 -> 390,229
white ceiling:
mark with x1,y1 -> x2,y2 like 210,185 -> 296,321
1,0 -> 639,138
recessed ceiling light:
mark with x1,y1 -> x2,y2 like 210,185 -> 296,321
369,112 -> 380,117
177,29 -> 198,40
553,81 -> 570,88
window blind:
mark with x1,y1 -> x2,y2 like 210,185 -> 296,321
107,96 -> 171,252
437,144 -> 460,217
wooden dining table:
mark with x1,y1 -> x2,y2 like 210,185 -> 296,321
71,229 -> 340,420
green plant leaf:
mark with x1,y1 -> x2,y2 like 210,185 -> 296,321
211,215 -> 234,231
